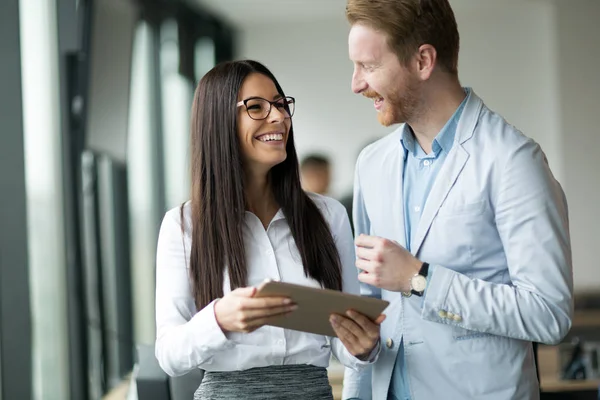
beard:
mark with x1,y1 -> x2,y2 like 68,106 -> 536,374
363,76 -> 422,127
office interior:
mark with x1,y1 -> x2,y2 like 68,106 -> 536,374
1,0 -> 599,399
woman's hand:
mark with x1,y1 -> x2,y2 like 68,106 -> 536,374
214,286 -> 296,333
330,310 -> 385,359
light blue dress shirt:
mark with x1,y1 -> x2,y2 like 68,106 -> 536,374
388,91 -> 468,400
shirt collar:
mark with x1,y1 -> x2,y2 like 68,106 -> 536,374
244,209 -> 286,225
400,88 -> 470,156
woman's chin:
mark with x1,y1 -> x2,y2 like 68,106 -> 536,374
254,152 -> 288,171
269,152 -> 288,167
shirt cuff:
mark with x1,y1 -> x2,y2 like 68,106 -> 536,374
188,299 -> 235,351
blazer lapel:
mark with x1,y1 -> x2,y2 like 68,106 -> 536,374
394,145 -> 407,248
410,89 -> 483,255
411,145 -> 469,255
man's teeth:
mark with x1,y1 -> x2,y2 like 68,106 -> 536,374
258,133 -> 283,142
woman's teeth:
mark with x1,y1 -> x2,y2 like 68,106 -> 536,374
258,133 -> 283,142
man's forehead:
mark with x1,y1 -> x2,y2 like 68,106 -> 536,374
348,24 -> 388,61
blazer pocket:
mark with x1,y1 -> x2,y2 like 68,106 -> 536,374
437,199 -> 486,218
452,326 -> 493,341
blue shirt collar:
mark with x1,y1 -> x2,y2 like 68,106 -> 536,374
400,88 -> 470,156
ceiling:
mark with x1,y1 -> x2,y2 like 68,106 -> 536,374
192,0 -> 349,26
192,0 -> 533,27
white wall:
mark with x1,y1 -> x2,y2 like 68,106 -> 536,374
455,1 -> 562,182
237,1 -> 600,291
555,0 -> 600,291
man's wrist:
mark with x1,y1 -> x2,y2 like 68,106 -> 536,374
403,260 -> 429,296
412,258 -> 423,275
400,259 -> 422,292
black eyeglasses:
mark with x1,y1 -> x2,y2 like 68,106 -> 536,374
236,96 -> 295,120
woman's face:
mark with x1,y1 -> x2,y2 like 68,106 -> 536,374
236,73 -> 292,174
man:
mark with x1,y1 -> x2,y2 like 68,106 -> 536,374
300,154 -> 331,195
340,1 -> 573,399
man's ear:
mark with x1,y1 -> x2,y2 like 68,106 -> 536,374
415,44 -> 437,80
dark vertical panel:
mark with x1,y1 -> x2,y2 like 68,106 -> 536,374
80,152 -> 106,399
97,156 -> 133,389
56,0 -> 91,398
0,0 -> 33,399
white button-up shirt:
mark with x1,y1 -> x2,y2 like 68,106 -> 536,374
155,194 -> 376,377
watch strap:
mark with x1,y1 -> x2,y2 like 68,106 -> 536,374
419,262 -> 430,278
410,262 -> 430,296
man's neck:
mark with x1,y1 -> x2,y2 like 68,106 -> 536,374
407,78 -> 466,154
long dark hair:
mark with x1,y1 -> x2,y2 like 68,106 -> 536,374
186,60 -> 342,310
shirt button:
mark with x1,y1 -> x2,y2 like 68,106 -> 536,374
423,160 -> 431,166
266,249 -> 274,256
277,339 -> 284,346
386,338 -> 394,349
414,206 -> 421,213
438,310 -> 447,318
452,314 -> 462,322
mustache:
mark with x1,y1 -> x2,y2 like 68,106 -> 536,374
362,90 -> 382,99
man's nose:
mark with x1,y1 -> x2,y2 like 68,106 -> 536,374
351,70 -> 367,94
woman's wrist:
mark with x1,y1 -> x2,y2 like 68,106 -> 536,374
355,338 -> 380,361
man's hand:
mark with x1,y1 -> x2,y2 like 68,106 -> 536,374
330,310 -> 385,359
355,234 -> 422,292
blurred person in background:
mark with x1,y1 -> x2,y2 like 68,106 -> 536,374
154,59 -> 385,400
342,0 -> 573,399
300,153 -> 332,195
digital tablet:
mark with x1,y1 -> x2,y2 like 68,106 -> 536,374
254,280 -> 390,338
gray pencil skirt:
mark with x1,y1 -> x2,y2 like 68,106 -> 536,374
193,364 -> 334,400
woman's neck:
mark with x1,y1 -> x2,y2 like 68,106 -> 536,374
244,169 -> 279,229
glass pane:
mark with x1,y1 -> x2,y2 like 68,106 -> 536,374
19,0 -> 69,398
194,37 -> 215,82
160,19 -> 193,210
128,21 -> 162,346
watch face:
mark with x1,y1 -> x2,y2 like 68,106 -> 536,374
411,275 -> 427,292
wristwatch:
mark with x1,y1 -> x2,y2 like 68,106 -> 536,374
409,262 -> 430,297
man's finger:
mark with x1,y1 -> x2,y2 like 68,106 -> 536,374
355,234 -> 381,249
356,259 -> 375,273
358,271 -> 377,286
356,246 -> 379,261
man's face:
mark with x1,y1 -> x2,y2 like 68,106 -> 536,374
349,24 -> 422,126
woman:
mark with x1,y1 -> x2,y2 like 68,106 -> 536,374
155,60 -> 383,399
